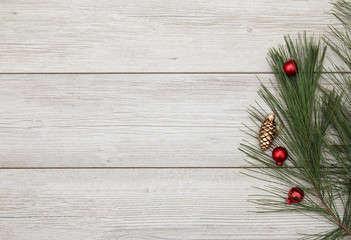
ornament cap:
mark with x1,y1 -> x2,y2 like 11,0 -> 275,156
286,197 -> 293,205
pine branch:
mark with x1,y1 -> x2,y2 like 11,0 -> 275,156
314,186 -> 351,235
239,1 -> 351,238
240,28 -> 351,240
324,0 -> 351,236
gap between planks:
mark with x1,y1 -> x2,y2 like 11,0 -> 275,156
0,167 -> 268,170
0,72 -> 274,75
0,167 -> 335,169
0,72 -> 349,75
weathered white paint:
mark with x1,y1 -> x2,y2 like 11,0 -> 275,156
0,169 -> 330,240
0,0 -> 344,239
0,74 -> 270,168
0,0 -> 340,72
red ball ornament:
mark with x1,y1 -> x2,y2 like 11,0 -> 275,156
286,187 -> 304,204
272,146 -> 288,166
283,59 -> 298,76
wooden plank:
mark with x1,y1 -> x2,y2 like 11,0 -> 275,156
0,73 -> 270,168
0,169 -> 330,239
0,0 -> 339,73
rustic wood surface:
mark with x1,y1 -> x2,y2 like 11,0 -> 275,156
0,169 -> 331,240
0,73 -> 269,168
0,0 -> 340,73
0,0 -> 344,239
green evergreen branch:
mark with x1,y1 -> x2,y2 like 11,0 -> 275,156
239,1 -> 351,236
314,185 -> 351,235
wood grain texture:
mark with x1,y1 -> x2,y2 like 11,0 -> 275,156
0,169 -> 331,240
0,74 -> 270,168
1,1 -> 344,239
0,0 -> 339,73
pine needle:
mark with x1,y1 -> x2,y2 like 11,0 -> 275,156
239,1 -> 351,238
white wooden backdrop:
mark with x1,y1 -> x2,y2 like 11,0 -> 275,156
0,1 -> 343,239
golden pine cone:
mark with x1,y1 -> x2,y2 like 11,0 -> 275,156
258,114 -> 276,151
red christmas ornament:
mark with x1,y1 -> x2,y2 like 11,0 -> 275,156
283,59 -> 298,76
272,146 -> 288,166
286,187 -> 304,204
